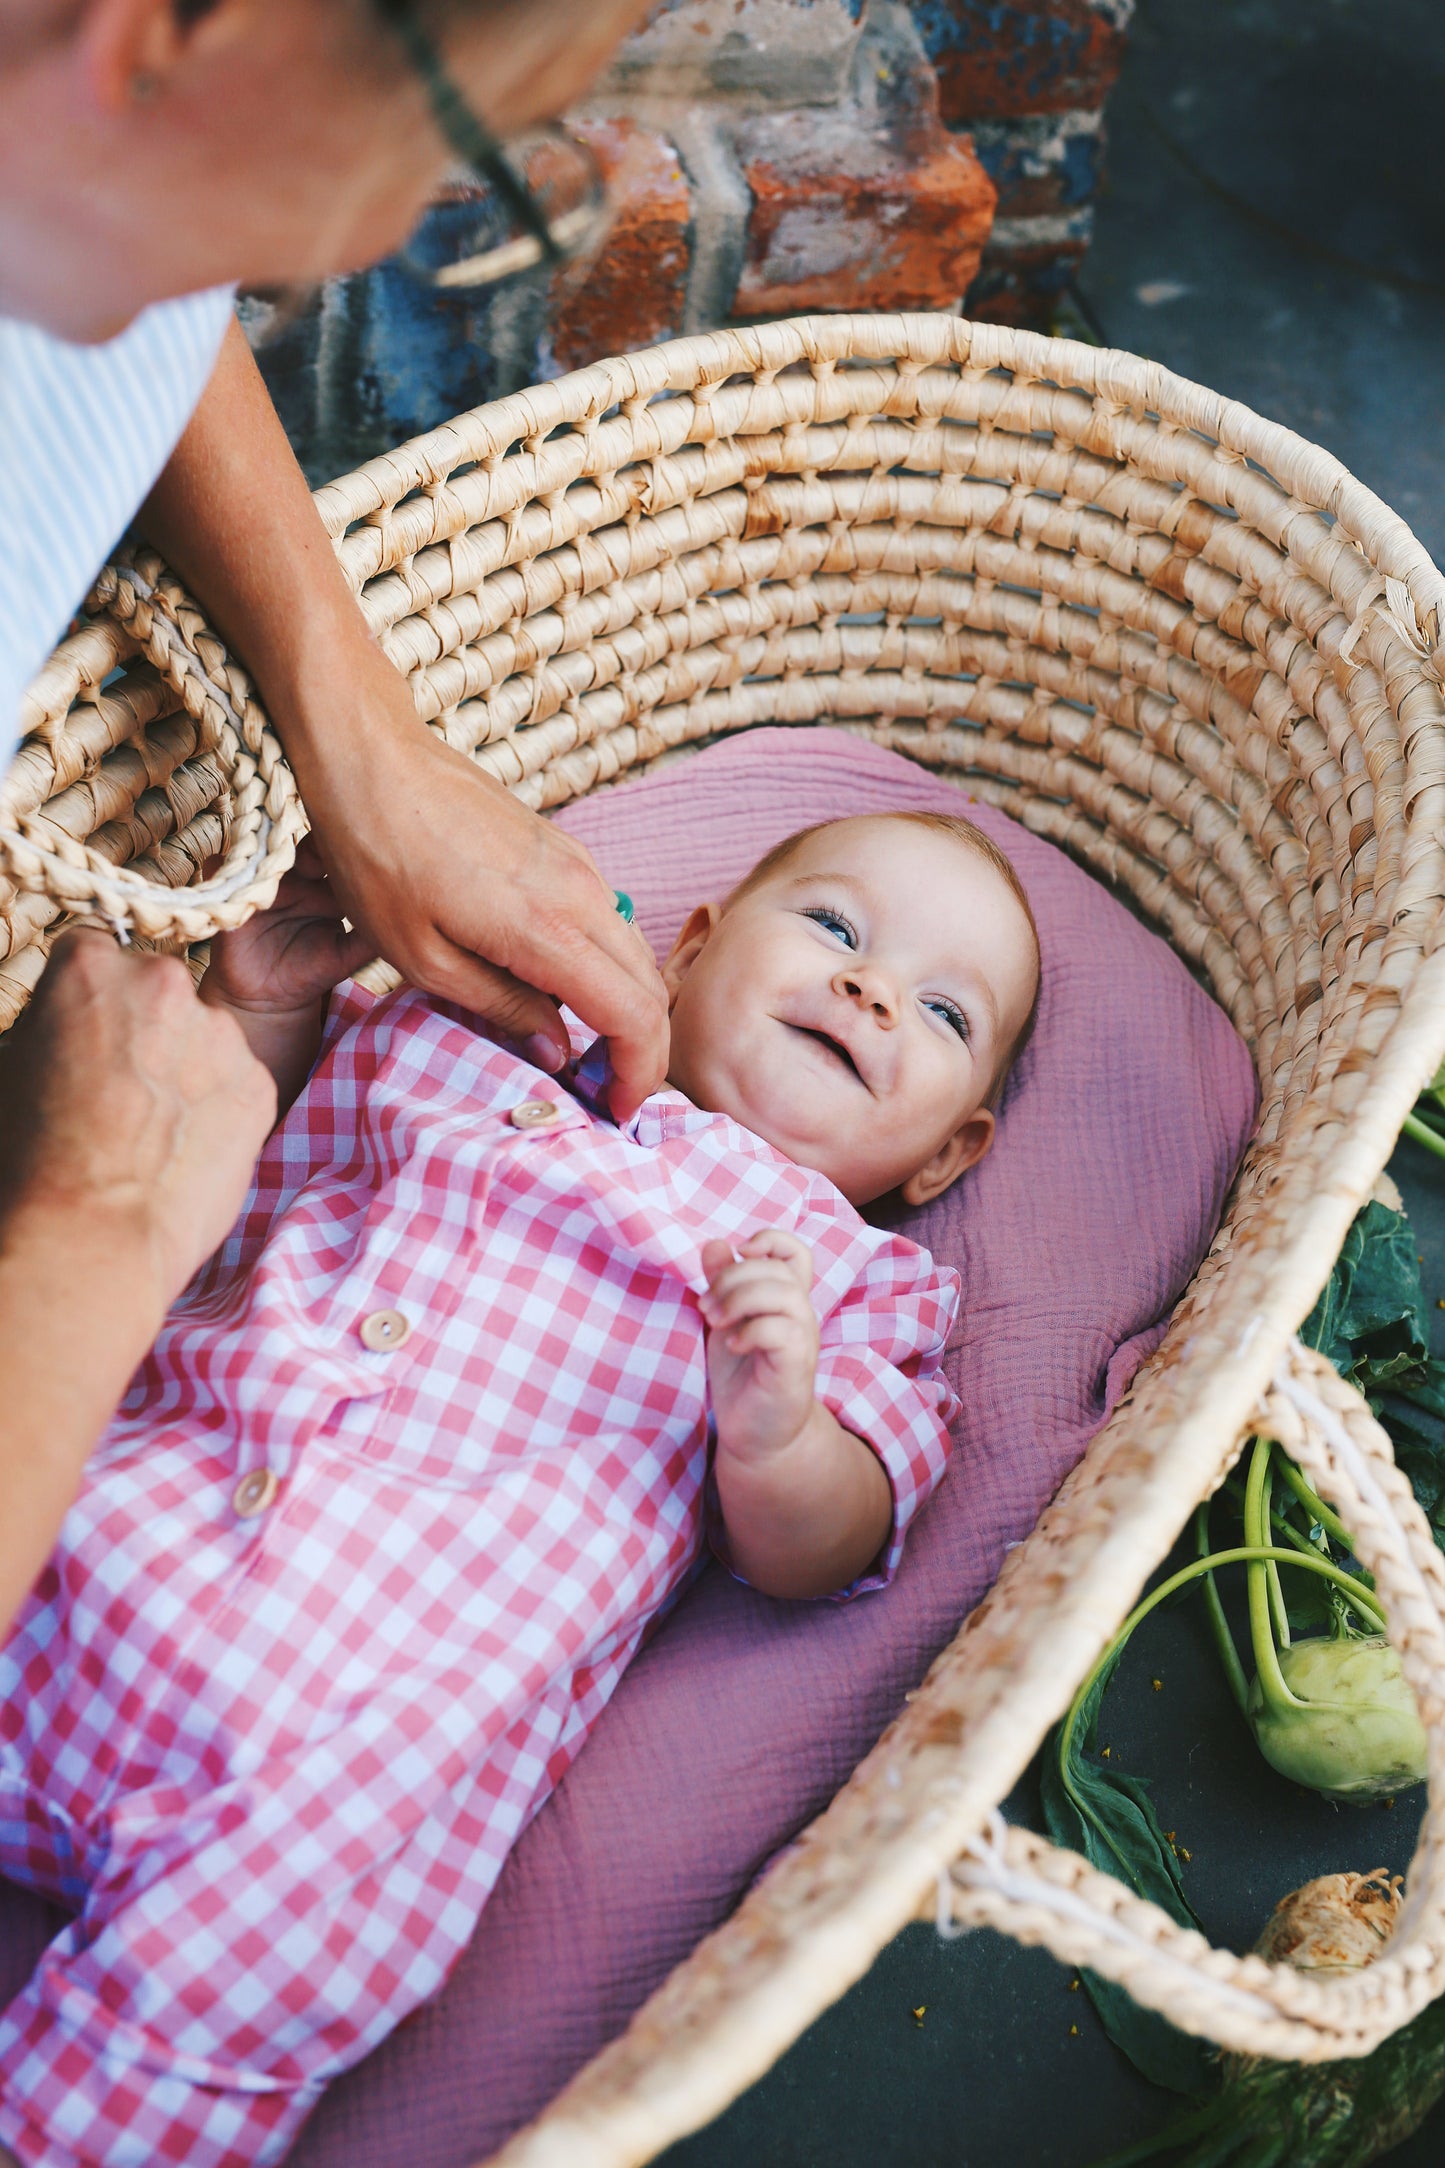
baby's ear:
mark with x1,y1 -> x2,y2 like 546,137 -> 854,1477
661,903 -> 722,1005
899,1109 -> 995,1209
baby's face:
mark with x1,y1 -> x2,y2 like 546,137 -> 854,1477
663,819 -> 1039,1207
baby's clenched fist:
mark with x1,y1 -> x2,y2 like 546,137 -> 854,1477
699,1228 -> 819,1463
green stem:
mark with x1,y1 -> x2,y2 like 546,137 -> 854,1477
1266,1508 -> 1385,1630
1261,1454 -> 1291,1650
1058,1543 -> 1383,1798
1272,1453 -> 1360,1556
1195,1501 -> 1249,1716
1403,1110 -> 1445,1162
1245,1439 -> 1300,1716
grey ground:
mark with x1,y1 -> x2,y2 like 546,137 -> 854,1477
659,1 -> 1445,2160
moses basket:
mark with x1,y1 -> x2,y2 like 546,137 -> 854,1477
13,314 -> 1445,2162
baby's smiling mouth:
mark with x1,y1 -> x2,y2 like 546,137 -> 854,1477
786,1021 -> 866,1086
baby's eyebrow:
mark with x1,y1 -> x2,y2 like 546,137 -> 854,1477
780,868 -> 863,893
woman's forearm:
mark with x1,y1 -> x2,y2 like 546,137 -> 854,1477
136,316 -> 406,772
0,1204 -> 167,1635
137,315 -> 671,1117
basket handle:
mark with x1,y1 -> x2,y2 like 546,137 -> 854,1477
933,1339 -> 1445,2060
2,555 -> 302,944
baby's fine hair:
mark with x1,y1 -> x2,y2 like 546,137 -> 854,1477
728,810 -> 1041,1104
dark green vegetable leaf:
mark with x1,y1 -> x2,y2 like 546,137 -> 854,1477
1299,1199 -> 1429,1379
1041,1650 -> 1214,2096
1091,1987 -> 1445,2166
1299,1199 -> 1445,1547
1283,1574 -> 1335,1635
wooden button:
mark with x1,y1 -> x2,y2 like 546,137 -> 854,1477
232,1467 -> 279,1519
360,1307 -> 412,1352
509,1098 -> 564,1131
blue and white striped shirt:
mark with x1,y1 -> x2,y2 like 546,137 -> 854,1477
0,285 -> 235,767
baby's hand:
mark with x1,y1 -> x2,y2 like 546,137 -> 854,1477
700,1229 -> 819,1462
203,842 -> 375,1019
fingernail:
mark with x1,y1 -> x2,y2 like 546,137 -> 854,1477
524,1034 -> 567,1074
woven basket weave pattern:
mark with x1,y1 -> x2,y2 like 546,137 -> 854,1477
1,558 -> 303,1010
15,315 -> 1445,2159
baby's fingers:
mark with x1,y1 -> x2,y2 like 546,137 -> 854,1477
702,1229 -> 813,1295
735,1228 -> 813,1289
701,1238 -> 740,1287
700,1262 -> 808,1330
720,1313 -> 800,1359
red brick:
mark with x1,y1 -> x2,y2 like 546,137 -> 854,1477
733,109 -> 996,316
548,118 -> 691,373
922,1 -> 1129,124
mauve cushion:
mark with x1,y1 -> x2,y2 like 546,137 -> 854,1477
0,730 -> 1258,2163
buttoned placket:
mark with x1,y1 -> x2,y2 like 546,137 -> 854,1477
224,1086 -> 603,1527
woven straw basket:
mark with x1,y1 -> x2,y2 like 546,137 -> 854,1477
16,314 -> 1445,2161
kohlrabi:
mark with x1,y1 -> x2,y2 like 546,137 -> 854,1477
1226,1434 -> 1428,1806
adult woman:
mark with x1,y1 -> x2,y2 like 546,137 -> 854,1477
0,0 -> 666,1634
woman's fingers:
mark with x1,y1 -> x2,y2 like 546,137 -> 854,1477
395,936 -> 573,1064
304,729 -> 671,1120
506,859 -> 669,1115
0,934 -> 275,1312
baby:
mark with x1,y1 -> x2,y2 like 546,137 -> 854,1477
0,811 -> 1038,2168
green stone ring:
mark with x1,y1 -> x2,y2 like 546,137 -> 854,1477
613,890 -> 635,924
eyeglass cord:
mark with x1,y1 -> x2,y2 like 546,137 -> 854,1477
371,0 -> 565,266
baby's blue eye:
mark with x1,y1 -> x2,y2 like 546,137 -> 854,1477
927,997 -> 970,1043
802,907 -> 857,949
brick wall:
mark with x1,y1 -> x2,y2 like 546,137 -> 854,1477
915,0 -> 1131,322
251,0 -> 1130,484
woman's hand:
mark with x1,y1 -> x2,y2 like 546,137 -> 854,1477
295,710 -> 668,1117
0,932 -> 276,1314
0,934 -> 276,1634
204,841 -> 374,1021
138,322 -> 671,1124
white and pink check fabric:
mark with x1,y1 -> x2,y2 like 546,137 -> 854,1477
0,987 -> 958,2168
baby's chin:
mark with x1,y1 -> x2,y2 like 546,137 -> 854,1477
665,1046 -> 910,1203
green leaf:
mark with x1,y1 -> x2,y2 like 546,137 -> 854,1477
1300,1201 -> 1445,1550
1090,1988 -> 1445,2166
1283,1575 -> 1335,1635
1299,1200 -> 1430,1379
1042,1651 -> 1214,2096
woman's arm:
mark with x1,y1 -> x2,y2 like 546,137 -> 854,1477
0,935 -> 275,1635
137,320 -> 669,1119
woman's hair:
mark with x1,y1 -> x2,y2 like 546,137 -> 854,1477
728,810 -> 1042,1104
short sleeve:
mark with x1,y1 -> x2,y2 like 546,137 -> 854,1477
1,286 -> 235,758
810,1235 -> 960,1597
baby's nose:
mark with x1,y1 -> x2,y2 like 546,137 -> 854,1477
835,966 -> 898,1022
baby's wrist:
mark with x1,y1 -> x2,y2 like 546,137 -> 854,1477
199,983 -> 327,1114
714,1393 -> 827,1470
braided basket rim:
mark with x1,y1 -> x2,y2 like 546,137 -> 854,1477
15,311 -> 1445,2152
